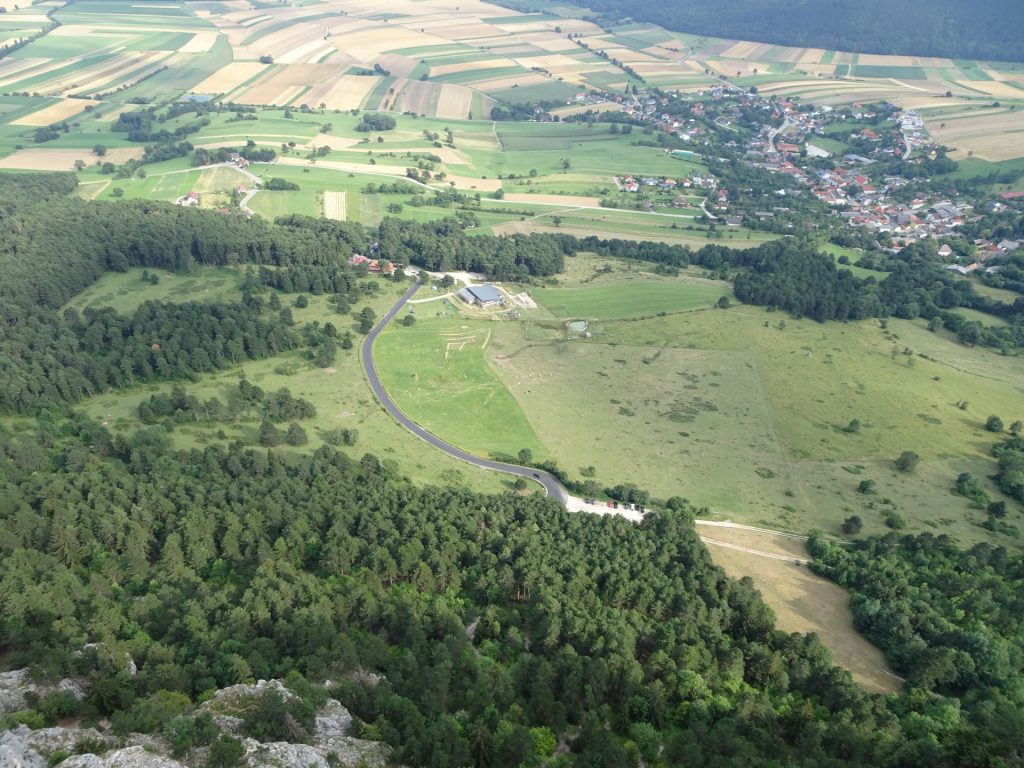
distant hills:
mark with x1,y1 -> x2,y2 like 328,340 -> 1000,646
578,0 -> 1024,62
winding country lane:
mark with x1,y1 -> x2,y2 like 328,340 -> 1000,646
361,277 -> 569,503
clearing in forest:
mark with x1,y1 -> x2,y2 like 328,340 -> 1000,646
698,522 -> 901,695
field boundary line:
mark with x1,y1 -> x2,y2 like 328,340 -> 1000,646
700,536 -> 809,564
694,519 -> 809,540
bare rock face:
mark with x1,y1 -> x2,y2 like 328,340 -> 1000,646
0,671 -> 85,715
0,726 -> 112,768
0,727 -> 47,768
60,747 -> 185,768
201,679 -> 297,714
311,700 -> 386,768
0,679 -> 387,768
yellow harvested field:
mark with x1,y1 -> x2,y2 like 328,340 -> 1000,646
798,47 -> 828,65
416,19 -> 504,39
963,80 -> 1024,100
238,13 -> 272,27
0,59 -> 77,90
0,147 -> 142,171
946,132 -> 1024,162
302,134 -> 360,151
11,98 -> 93,126
0,57 -> 50,83
431,59 -> 511,77
318,74 -> 380,110
697,524 -> 901,695
436,83 -> 473,120
66,52 -> 171,96
529,35 -> 589,52
514,52 -> 578,69
720,40 -> 759,59
180,31 -> 219,54
473,72 -> 551,92
323,190 -> 346,221
329,27 -> 447,61
374,53 -> 419,78
391,79 -> 436,115
930,110 -> 1024,140
706,59 -> 767,78
251,83 -> 304,106
505,193 -> 601,207
192,61 -> 268,94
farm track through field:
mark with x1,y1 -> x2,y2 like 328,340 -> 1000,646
699,536 -> 809,564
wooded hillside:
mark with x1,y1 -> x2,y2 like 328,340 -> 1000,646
571,0 -> 1024,62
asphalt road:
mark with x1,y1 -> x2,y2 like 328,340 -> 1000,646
361,277 -> 569,504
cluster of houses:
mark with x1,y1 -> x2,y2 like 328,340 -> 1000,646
616,172 -> 716,194
944,239 -> 1019,275
349,253 -> 395,275
836,197 -> 973,246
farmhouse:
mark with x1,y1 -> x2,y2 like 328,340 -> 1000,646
457,284 -> 504,308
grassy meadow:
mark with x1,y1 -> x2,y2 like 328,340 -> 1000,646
371,252 -> 1024,549
63,267 -> 509,494
374,313 -> 547,459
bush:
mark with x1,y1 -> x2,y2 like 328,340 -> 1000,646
206,734 -> 245,768
841,515 -> 863,535
164,713 -> 219,758
884,511 -> 905,530
894,451 -> 920,473
285,423 -> 308,446
240,689 -> 314,743
986,415 -> 1004,432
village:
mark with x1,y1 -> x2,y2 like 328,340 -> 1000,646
566,83 -> 1019,266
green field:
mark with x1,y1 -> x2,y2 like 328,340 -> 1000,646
248,189 -> 320,219
65,266 -> 245,314
374,314 -> 546,459
371,252 -> 1024,547
65,268 -> 509,494
535,280 -> 728,320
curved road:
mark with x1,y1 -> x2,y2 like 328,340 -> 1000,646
361,278 -> 569,504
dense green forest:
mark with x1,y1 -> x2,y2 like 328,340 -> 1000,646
1,422 -> 1022,767
517,0 -> 1024,62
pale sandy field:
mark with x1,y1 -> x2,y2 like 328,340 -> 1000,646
11,98 -> 93,126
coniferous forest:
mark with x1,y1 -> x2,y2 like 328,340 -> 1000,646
1,173 -> 1023,766
524,0 -> 1024,62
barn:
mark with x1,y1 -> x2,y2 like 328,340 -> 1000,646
457,284 -> 504,308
